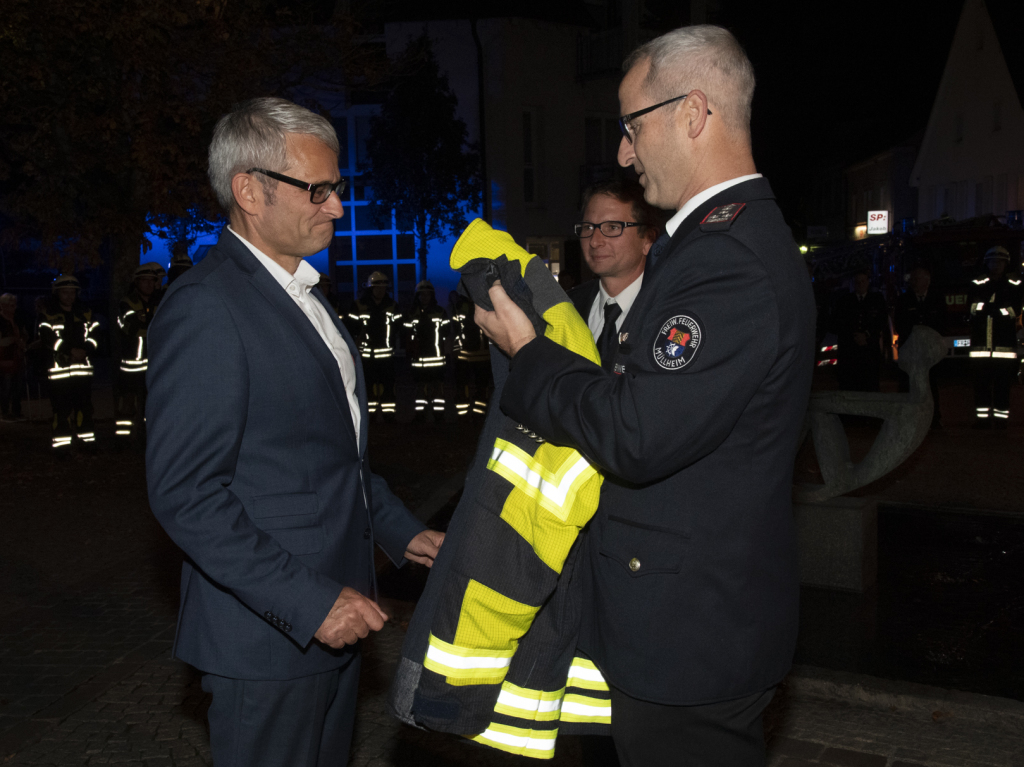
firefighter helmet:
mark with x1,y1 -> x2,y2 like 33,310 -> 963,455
170,253 -> 193,269
367,271 -> 390,288
133,262 -> 163,280
415,280 -> 435,293
52,274 -> 80,292
984,245 -> 1010,262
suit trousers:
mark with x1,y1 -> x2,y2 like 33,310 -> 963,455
202,654 -> 361,767
609,685 -> 775,767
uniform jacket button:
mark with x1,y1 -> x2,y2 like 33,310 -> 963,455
284,623 -> 292,632
363,528 -> 371,539
629,557 -> 641,572
264,611 -> 273,620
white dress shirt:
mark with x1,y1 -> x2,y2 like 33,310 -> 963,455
587,272 -> 645,342
228,227 -> 361,448
665,173 -> 763,237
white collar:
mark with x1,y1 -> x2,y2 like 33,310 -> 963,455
598,271 -> 644,314
228,226 -> 320,294
665,174 -> 763,237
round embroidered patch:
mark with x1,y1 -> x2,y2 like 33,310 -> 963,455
652,314 -> 703,370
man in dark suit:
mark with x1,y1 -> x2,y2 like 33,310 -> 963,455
570,179 -> 660,368
475,25 -> 814,766
146,97 -> 443,767
895,265 -> 946,426
831,270 -> 890,392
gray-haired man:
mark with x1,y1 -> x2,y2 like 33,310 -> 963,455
146,97 -> 443,766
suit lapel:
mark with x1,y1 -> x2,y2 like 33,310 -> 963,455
312,289 -> 369,456
218,231 -> 358,446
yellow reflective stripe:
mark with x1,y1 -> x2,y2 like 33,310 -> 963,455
423,633 -> 513,684
469,722 -> 557,759
493,681 -> 564,722
487,439 -> 597,522
566,658 -> 609,691
560,693 -> 612,724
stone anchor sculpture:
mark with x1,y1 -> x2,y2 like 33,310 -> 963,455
792,325 -> 947,591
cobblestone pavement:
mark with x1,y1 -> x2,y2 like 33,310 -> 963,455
3,402 -> 1024,765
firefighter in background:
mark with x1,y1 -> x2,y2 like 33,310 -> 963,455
404,280 -> 450,418
831,270 -> 890,391
38,274 -> 98,451
167,252 -> 193,286
116,263 -> 162,443
350,271 -> 401,417
451,293 -> 491,417
969,246 -> 1023,428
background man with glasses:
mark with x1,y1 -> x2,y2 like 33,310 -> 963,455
146,97 -> 442,767
476,25 -> 815,765
570,179 -> 662,370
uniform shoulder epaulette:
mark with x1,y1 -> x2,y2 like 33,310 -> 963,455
699,203 -> 747,232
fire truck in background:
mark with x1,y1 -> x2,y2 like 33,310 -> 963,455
810,213 -> 1024,367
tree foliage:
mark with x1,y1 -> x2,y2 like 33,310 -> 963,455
0,0 -> 382,298
365,36 -> 481,280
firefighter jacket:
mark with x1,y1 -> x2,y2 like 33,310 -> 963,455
969,273 -> 1022,360
452,297 -> 491,364
388,220 -> 610,759
37,300 -> 98,380
404,303 -> 450,368
118,290 -> 158,374
349,294 -> 401,360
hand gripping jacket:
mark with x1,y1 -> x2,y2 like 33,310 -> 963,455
387,220 -> 611,758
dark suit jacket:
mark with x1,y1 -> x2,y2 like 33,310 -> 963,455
894,289 -> 946,347
567,279 -> 600,323
831,290 -> 889,360
146,229 -> 424,681
501,178 -> 815,705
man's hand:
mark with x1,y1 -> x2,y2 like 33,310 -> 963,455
474,284 -> 537,358
405,529 -> 445,567
313,587 -> 388,648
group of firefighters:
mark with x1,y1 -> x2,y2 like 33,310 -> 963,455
37,265 -> 491,451
344,271 -> 491,421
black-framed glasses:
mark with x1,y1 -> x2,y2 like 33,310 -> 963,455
618,92 -> 712,144
247,168 -> 347,204
575,221 -> 641,238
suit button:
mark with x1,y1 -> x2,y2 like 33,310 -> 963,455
363,528 -> 371,539
284,623 -> 292,632
628,557 -> 641,572
264,611 -> 273,620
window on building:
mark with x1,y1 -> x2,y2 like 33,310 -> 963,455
996,174 -> 1008,215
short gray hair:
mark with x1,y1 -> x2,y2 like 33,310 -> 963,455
624,25 -> 755,138
208,97 -> 340,211
0,293 -> 17,308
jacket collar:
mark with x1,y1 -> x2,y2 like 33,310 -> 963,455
216,228 -> 362,450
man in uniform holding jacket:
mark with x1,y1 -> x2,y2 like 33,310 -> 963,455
476,25 -> 815,765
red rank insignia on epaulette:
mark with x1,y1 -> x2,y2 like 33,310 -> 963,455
699,203 -> 746,232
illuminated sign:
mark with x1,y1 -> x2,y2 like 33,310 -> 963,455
867,210 -> 890,235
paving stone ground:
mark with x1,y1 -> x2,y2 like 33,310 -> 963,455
3,378 -> 1024,765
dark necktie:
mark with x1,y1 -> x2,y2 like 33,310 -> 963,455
598,302 -> 622,370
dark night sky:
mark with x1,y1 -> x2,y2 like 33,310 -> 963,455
366,0 -> 1020,225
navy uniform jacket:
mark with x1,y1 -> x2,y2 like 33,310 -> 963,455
831,290 -> 888,360
894,290 -> 946,348
500,177 -> 815,705
146,229 -> 424,681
